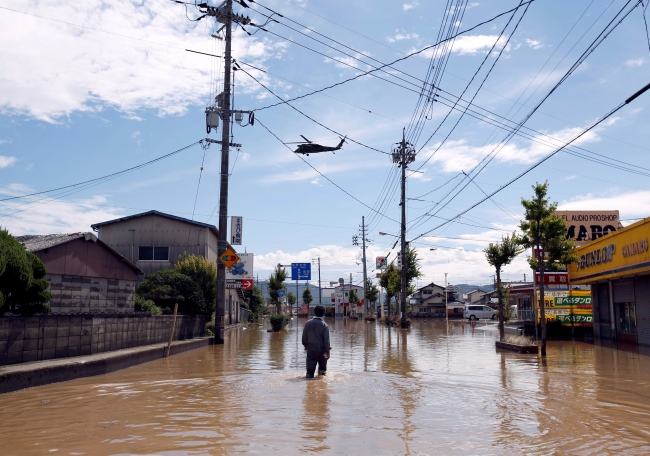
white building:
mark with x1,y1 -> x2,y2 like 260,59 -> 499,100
333,284 -> 365,317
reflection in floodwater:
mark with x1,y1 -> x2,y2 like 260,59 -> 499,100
2,319 -> 650,454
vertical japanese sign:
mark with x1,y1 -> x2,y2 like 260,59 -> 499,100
231,216 -> 243,245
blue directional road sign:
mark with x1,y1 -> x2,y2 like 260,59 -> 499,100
291,263 -> 311,280
277,289 -> 286,297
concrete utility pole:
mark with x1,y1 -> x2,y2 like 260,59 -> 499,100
312,257 -> 321,312
391,129 -> 415,328
214,0 -> 234,344
361,216 -> 368,316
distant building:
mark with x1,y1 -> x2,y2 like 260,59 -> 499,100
467,289 -> 488,305
17,232 -> 142,313
411,283 -> 464,317
91,210 -> 218,275
333,284 -> 365,317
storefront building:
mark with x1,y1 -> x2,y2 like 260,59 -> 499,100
569,217 -> 650,346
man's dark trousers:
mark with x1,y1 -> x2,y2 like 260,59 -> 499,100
306,348 -> 327,378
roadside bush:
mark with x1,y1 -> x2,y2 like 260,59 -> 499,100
136,269 -> 206,316
503,334 -> 534,346
175,253 -> 216,318
270,313 -> 289,331
135,295 -> 162,315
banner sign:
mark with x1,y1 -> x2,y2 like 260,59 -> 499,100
226,252 -> 253,280
230,216 -> 243,245
556,210 -> 619,246
535,290 -> 593,326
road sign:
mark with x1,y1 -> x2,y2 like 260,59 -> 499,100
219,247 -> 240,268
226,252 -> 253,280
231,216 -> 243,245
241,278 -> 253,290
277,289 -> 286,297
291,263 -> 311,280
225,279 -> 254,290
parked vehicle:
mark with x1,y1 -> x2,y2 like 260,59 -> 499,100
464,305 -> 497,320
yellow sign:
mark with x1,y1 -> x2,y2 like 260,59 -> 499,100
535,290 -> 593,326
569,217 -> 650,283
219,247 -> 240,268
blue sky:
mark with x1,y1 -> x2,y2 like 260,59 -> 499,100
1,0 -> 649,286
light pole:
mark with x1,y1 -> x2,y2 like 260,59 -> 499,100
445,273 -> 449,328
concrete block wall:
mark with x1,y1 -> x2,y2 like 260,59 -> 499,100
0,314 -> 205,366
46,274 -> 136,313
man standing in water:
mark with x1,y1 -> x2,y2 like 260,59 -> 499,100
302,305 -> 331,379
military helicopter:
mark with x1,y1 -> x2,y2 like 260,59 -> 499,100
285,135 -> 347,156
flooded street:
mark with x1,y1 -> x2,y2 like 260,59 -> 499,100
2,318 -> 650,455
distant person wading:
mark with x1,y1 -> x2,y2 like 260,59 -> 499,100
302,305 -> 331,379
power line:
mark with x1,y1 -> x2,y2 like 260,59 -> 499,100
251,1 -> 537,113
412,80 -> 650,241
0,141 -> 202,203
256,117 -> 399,224
235,62 -> 390,155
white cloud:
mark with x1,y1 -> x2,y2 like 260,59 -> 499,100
240,152 -> 250,162
418,35 -> 507,57
403,2 -> 419,11
625,58 -> 644,68
387,32 -> 419,44
0,156 -> 17,168
0,193 -> 124,235
0,0 -> 281,122
558,190 -> 650,219
419,124 -> 602,173
525,39 -> 544,50
311,178 -> 319,185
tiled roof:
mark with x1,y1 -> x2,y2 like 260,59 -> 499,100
15,232 -> 91,252
15,232 -> 142,274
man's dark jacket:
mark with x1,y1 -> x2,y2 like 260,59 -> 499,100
302,316 -> 331,354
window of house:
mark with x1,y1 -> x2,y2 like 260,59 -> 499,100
423,290 -> 432,295
139,246 -> 170,261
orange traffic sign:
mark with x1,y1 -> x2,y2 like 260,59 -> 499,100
219,247 -> 240,268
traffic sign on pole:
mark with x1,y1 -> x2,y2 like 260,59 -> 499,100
291,263 -> 311,280
277,289 -> 286,297
219,247 -> 240,268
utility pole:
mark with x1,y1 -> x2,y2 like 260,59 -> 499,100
312,257 -> 321,314
214,0 -> 234,344
361,216 -> 368,317
391,129 -> 415,329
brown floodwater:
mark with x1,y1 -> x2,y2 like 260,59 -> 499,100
2,318 -> 650,455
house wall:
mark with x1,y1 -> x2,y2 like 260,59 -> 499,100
0,314 -> 205,366
45,274 -> 135,313
32,238 -> 139,313
94,214 -> 218,275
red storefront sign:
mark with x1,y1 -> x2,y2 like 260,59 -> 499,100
535,272 -> 569,285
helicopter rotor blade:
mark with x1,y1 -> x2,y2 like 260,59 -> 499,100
300,135 -> 312,143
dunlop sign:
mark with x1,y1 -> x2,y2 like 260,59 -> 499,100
557,210 -> 619,246
576,244 -> 615,271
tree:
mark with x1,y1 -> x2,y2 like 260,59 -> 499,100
519,182 -> 578,356
175,253 -> 217,317
380,263 -> 400,317
302,286 -> 313,307
287,291 -> 296,306
364,279 -> 379,313
405,247 -> 423,297
268,265 -> 288,314
0,230 -> 52,314
349,288 -> 360,305
242,285 -> 266,322
136,269 -> 207,316
484,232 -> 522,341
